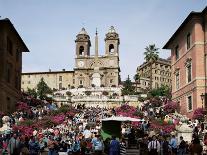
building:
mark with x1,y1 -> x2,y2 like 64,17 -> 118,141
136,58 -> 172,90
0,18 -> 29,113
21,70 -> 74,91
163,7 -> 207,117
21,26 -> 120,91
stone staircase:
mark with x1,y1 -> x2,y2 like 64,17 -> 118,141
126,145 -> 139,155
126,148 -> 139,155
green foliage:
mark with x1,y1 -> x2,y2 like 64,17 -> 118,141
121,76 -> 136,95
85,91 -> 91,96
26,88 -> 37,98
134,73 -> 140,82
144,44 -> 159,62
66,91 -> 72,96
148,85 -> 171,98
37,78 -> 53,100
144,44 -> 159,90
19,119 -> 34,126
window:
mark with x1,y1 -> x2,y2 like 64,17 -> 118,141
175,73 -> 180,90
155,83 -> 159,88
7,97 -> 11,111
16,49 -> 19,62
187,95 -> 192,111
187,33 -> 191,50
28,81 -> 30,84
110,79 -> 113,83
28,75 -> 30,78
80,80 -> 83,85
6,62 -> 12,83
7,37 -> 13,55
59,83 -> 62,89
22,81 -> 24,84
186,63 -> 192,83
73,79 -> 75,84
15,74 -> 18,89
109,44 -> 114,54
59,76 -> 62,81
175,45 -> 179,60
79,46 -> 84,56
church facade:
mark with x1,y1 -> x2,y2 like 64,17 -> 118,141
21,26 -> 121,91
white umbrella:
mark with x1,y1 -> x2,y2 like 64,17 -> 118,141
101,116 -> 142,122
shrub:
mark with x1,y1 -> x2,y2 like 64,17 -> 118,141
102,91 -> 109,96
85,91 -> 91,96
193,108 -> 206,121
163,101 -> 178,114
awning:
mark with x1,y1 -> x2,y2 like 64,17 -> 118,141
101,116 -> 143,122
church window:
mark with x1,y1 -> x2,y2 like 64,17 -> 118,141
59,76 -> 62,81
80,80 -> 83,85
79,46 -> 84,56
109,44 -> 114,54
59,83 -> 62,89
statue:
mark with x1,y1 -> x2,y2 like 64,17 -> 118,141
0,116 -> 11,134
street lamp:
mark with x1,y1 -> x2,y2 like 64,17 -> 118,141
201,93 -> 205,108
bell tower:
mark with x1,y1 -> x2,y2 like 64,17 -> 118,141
75,28 -> 91,57
105,26 -> 120,56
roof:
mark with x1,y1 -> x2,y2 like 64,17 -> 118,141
0,18 -> 29,52
101,116 -> 143,122
78,27 -> 88,35
163,7 -> 207,49
22,70 -> 74,75
137,57 -> 171,70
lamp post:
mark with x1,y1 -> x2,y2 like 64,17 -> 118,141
201,93 -> 205,109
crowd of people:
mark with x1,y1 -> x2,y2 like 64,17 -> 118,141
0,100 -> 207,155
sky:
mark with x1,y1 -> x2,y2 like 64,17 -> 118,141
0,0 -> 206,80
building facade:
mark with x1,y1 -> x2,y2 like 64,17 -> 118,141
21,26 -> 120,91
163,7 -> 207,117
136,58 -> 172,90
21,70 -> 74,91
0,18 -> 29,113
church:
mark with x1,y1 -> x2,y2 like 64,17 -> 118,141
21,26 -> 121,91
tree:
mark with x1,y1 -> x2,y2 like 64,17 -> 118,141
66,91 -> 72,96
121,76 -> 136,95
26,88 -> 37,98
144,44 -> 159,90
148,85 -> 171,98
134,73 -> 140,92
85,91 -> 91,96
37,78 -> 53,100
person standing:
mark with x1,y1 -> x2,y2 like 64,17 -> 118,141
109,136 -> 120,155
148,135 -> 160,155
28,136 -> 40,155
47,136 -> 58,155
169,135 -> 178,155
7,133 -> 20,155
93,135 -> 104,155
120,138 -> 126,155
189,137 -> 203,155
162,136 -> 169,155
178,136 -> 186,155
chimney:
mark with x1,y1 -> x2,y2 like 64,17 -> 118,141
49,69 -> 51,72
62,69 -> 65,72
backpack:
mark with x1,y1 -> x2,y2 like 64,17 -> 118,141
94,140 -> 103,151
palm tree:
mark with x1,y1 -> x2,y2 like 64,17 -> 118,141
144,44 -> 159,90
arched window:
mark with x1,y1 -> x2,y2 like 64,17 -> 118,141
79,46 -> 84,56
109,44 -> 114,54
